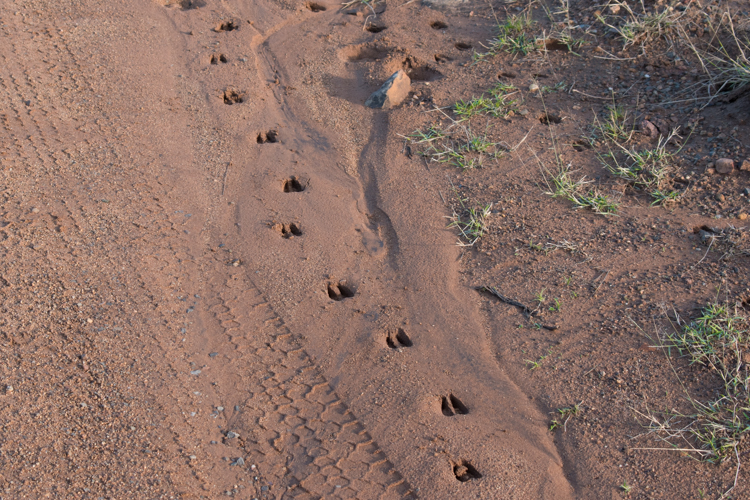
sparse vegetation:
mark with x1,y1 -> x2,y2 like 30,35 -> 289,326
542,164 -> 619,215
475,13 -> 537,59
633,302 -> 750,496
404,120 -> 505,170
446,197 -> 492,247
549,402 -> 581,432
454,83 -> 521,119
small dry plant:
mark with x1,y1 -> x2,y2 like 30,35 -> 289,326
632,304 -> 750,496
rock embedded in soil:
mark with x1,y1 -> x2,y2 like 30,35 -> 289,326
640,119 -> 658,138
715,158 -> 735,174
740,159 -> 750,172
365,70 -> 410,109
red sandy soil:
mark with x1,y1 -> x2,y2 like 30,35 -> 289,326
0,0 -> 748,498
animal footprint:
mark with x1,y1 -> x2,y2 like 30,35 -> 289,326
257,130 -> 279,144
210,53 -> 228,64
365,22 -> 386,33
453,460 -> 482,482
327,281 -> 355,301
306,2 -> 327,12
223,88 -> 245,105
385,328 -> 412,349
539,112 -> 562,124
430,21 -> 448,29
282,176 -> 307,193
272,223 -> 302,238
215,20 -> 239,32
159,0 -> 205,10
440,394 -> 469,416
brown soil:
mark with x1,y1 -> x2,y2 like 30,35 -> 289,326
0,0 -> 748,499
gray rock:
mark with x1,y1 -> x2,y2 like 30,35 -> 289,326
365,70 -> 411,109
231,457 -> 245,466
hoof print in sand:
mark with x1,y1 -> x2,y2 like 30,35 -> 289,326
327,281 -> 355,301
365,22 -> 386,33
454,42 -> 472,51
210,53 -> 228,64
453,460 -> 482,482
282,176 -> 307,193
306,2 -> 327,12
222,88 -> 245,105
430,21 -> 448,30
257,130 -> 279,144
272,222 -> 302,238
386,328 -> 413,349
539,112 -> 562,125
215,20 -> 239,32
440,394 -> 469,416
394,56 -> 442,82
159,0 -> 205,9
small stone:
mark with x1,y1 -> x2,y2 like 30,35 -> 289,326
640,119 -> 658,138
226,431 -> 239,439
715,158 -> 735,174
5,385 -> 13,394
365,70 -> 411,109
715,193 -> 725,202
528,83 -> 539,92
217,406 -> 224,412
189,455 -> 197,460
231,457 -> 245,466
209,352 -> 218,358
740,159 -> 750,172
739,213 -> 748,220
744,188 -> 750,196
190,369 -> 202,375
609,4 -> 620,14
706,168 -> 715,175
699,230 -> 715,244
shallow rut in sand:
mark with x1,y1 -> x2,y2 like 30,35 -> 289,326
0,0 -> 574,498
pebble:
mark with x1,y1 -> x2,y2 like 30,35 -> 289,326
744,188 -> 750,196
217,406 -> 224,412
739,213 -> 748,220
226,431 -> 239,439
231,457 -> 245,466
528,83 -> 539,92
190,369 -> 202,375
209,352 -> 218,358
715,193 -> 725,202
189,455 -> 197,460
715,158 -> 735,174
741,159 -> 750,172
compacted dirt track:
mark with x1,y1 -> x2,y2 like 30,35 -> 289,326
0,0 -> 574,498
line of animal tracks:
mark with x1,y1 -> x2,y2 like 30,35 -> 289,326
0,0 -> 574,498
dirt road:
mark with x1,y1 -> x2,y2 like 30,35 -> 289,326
0,0 -> 573,498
